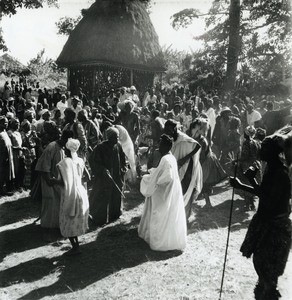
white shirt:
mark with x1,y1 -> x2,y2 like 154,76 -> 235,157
247,110 -> 262,126
205,107 -> 216,137
57,100 -> 68,119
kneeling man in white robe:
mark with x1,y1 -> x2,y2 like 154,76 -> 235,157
138,134 -> 187,251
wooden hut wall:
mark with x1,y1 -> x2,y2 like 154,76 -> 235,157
132,70 -> 154,96
69,67 -> 95,97
69,65 -> 156,99
93,65 -> 131,97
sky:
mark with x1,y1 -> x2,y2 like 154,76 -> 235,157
1,0 -> 212,65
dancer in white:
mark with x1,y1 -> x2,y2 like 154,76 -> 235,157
138,134 -> 187,251
56,138 -> 89,255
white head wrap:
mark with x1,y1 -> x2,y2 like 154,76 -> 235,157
66,138 -> 80,160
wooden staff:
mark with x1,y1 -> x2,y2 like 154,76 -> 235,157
219,153 -> 239,300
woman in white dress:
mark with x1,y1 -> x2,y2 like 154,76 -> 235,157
55,138 -> 89,255
138,134 -> 187,251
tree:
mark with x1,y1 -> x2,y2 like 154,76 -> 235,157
56,16 -> 82,36
27,48 -> 66,87
0,0 -> 59,51
225,0 -> 240,91
171,0 -> 292,94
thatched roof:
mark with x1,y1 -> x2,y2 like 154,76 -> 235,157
57,0 -> 166,72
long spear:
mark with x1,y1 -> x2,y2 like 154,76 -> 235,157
105,170 -> 126,198
219,153 -> 239,300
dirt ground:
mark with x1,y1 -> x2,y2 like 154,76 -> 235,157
0,181 -> 291,300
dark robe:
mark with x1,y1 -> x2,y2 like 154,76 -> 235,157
240,161 -> 291,298
89,141 -> 127,226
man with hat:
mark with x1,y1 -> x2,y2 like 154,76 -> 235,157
143,88 -> 157,107
128,86 -> 140,106
56,94 -> 68,119
71,95 -> 83,116
89,126 -> 127,226
117,87 -> 128,109
0,116 -> 14,196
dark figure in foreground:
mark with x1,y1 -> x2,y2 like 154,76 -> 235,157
89,127 -> 127,226
230,135 -> 291,300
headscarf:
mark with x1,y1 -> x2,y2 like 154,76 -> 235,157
66,138 -> 80,160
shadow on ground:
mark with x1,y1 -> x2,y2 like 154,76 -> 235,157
0,223 -> 61,263
0,217 -> 182,300
211,181 -> 231,196
188,199 -> 251,233
0,196 -> 40,227
122,183 -> 144,211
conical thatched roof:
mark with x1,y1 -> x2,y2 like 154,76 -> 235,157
57,0 -> 166,72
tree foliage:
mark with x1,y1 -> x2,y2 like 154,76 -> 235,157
27,48 -> 66,87
56,16 -> 82,35
171,0 -> 292,95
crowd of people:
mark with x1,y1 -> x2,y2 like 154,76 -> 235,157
1,77 -> 292,299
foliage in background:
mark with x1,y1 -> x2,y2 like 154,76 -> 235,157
159,46 -> 188,85
56,15 -> 82,36
27,49 -> 66,88
171,0 -> 292,96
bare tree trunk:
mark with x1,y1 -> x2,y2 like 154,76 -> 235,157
224,0 -> 241,92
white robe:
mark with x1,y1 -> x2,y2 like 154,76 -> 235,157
115,125 -> 137,183
138,153 -> 187,251
172,131 -> 203,207
205,107 -> 216,137
57,157 -> 89,237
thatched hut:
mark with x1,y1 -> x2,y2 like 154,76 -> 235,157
57,0 -> 165,98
